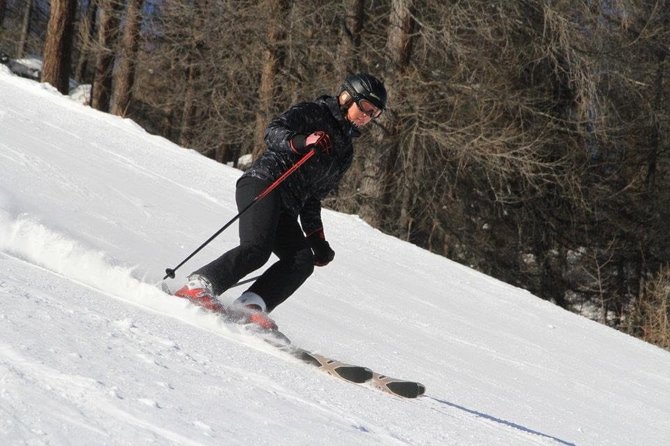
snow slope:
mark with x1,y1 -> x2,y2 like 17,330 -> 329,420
1,69 -> 669,446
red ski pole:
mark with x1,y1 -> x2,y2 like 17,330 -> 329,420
164,148 -> 316,280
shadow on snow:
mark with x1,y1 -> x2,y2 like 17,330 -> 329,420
428,397 -> 576,446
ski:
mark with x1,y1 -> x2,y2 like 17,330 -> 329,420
290,347 -> 374,384
265,332 -> 425,398
162,283 -> 425,398
370,372 -> 426,399
214,320 -> 426,398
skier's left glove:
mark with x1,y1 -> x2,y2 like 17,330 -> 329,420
306,228 -> 335,267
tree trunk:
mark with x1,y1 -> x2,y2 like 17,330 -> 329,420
17,0 -> 33,58
41,0 -> 77,94
336,0 -> 364,77
386,0 -> 415,68
75,0 -> 98,82
359,0 -> 415,230
0,0 -> 7,28
179,61 -> 197,147
387,0 -> 415,237
91,0 -> 122,111
252,0 -> 289,160
110,0 -> 144,116
177,0 -> 207,148
646,46 -> 666,192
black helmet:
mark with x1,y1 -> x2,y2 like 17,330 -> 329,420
342,73 -> 387,111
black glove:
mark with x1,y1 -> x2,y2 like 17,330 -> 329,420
306,228 -> 335,266
290,131 -> 332,155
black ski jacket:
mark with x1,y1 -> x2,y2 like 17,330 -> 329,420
241,95 -> 360,235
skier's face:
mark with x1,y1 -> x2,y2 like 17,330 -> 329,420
347,100 -> 381,127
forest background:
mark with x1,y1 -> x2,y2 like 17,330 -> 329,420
1,0 -> 668,349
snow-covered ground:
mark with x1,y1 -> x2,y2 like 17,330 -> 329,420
1,68 -> 669,446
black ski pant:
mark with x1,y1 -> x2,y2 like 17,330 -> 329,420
192,176 -> 314,312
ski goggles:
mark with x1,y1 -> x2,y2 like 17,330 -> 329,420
356,98 -> 383,119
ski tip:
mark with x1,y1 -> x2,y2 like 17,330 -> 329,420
261,329 -> 292,347
385,380 -> 426,398
372,373 -> 426,398
158,281 -> 172,295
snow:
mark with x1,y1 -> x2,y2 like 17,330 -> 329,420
1,72 -> 669,446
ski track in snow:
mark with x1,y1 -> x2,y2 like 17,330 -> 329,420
0,257 -> 455,446
0,225 -> 433,445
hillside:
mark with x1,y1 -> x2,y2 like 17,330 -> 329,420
1,68 -> 669,445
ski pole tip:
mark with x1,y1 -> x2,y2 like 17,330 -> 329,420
164,268 -> 176,280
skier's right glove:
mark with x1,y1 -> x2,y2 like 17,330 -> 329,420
306,228 -> 335,267
290,131 -> 332,155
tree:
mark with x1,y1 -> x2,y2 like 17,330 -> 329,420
382,0 -> 416,236
41,0 -> 78,94
252,0 -> 289,160
143,0 -> 266,156
357,0 -> 416,229
91,0 -> 122,111
110,0 -> 144,116
630,266 -> 670,349
75,0 -> 99,83
173,0 -> 206,148
17,0 -> 33,58
0,0 -> 7,28
335,0 -> 364,78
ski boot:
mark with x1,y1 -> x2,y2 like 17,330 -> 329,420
174,275 -> 223,312
232,291 -> 277,331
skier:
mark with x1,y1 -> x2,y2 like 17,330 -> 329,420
175,73 -> 387,330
